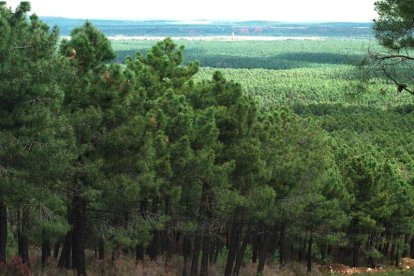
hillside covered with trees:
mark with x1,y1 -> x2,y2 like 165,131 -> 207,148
1,1 -> 414,276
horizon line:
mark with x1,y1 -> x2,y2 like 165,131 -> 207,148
39,16 -> 374,24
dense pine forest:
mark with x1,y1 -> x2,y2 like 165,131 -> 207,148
1,1 -> 414,276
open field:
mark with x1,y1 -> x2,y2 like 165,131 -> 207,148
112,38 -> 379,69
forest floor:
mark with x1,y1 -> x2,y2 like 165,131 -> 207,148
6,249 -> 414,275
318,257 -> 414,275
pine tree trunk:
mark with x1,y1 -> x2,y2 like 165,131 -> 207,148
233,227 -> 250,276
279,223 -> 286,268
390,240 -> 396,262
320,244 -> 327,263
224,219 -> 240,276
190,234 -> 201,276
298,238 -> 305,262
351,220 -> 359,268
42,229 -> 51,267
200,234 -> 210,276
257,230 -> 271,276
182,235 -> 192,276
383,241 -> 390,258
17,208 -> 30,268
252,230 -> 259,263
135,243 -> 144,263
352,242 -> 359,268
211,239 -> 220,264
306,231 -> 313,273
403,234 -> 410,257
99,237 -> 105,260
147,231 -> 160,260
395,245 -> 399,267
58,230 -> 72,269
71,196 -> 86,276
53,240 -> 61,259
410,236 -> 414,258
0,199 -> 6,264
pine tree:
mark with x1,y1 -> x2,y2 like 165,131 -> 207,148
0,1 -> 72,267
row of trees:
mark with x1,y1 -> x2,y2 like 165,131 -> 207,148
0,1 -> 414,276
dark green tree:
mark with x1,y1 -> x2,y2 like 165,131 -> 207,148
58,21 -> 116,276
370,0 -> 414,94
0,1 -> 72,268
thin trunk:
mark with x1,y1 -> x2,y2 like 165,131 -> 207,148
410,236 -> 414,258
395,245 -> 399,267
99,237 -> 105,260
368,235 -> 376,269
257,230 -> 271,276
212,239 -> 220,264
395,238 -> 400,267
71,196 -> 86,276
135,243 -> 144,263
279,223 -> 286,268
390,239 -> 396,262
53,240 -> 61,259
224,219 -> 240,276
208,237 -> 216,265
182,235 -> 191,276
164,231 -> 173,275
403,234 -> 410,257
0,199 -> 6,264
200,234 -> 210,276
147,231 -> 160,260
299,238 -> 306,262
190,234 -> 201,276
268,228 -> 278,257
252,231 -> 259,263
183,254 -> 189,276
383,240 -> 390,258
42,229 -> 51,267
58,230 -> 72,269
306,231 -> 313,273
320,244 -> 327,263
17,208 -> 30,268
352,242 -> 359,268
351,220 -> 358,268
233,227 -> 250,276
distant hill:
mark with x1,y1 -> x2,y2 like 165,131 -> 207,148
40,17 -> 374,38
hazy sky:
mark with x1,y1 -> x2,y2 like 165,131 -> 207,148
5,0 -> 377,22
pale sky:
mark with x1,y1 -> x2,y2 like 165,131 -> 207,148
5,0 -> 377,22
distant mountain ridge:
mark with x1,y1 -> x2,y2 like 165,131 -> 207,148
40,17 -> 374,38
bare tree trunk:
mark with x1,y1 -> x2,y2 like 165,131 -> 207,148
58,230 -> 72,269
233,227 -> 250,276
135,243 -> 144,263
224,218 -> 240,276
71,195 -> 86,276
190,234 -> 201,276
99,237 -> 105,260
0,199 -> 7,264
257,229 -> 271,276
200,234 -> 210,276
306,231 -> 313,273
279,223 -> 286,268
182,235 -> 191,276
17,207 -> 30,268
53,240 -> 61,259
42,228 -> 51,267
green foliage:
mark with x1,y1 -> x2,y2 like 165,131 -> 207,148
113,39 -> 374,69
374,0 -> 414,50
2,5 -> 414,273
60,21 -> 115,71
